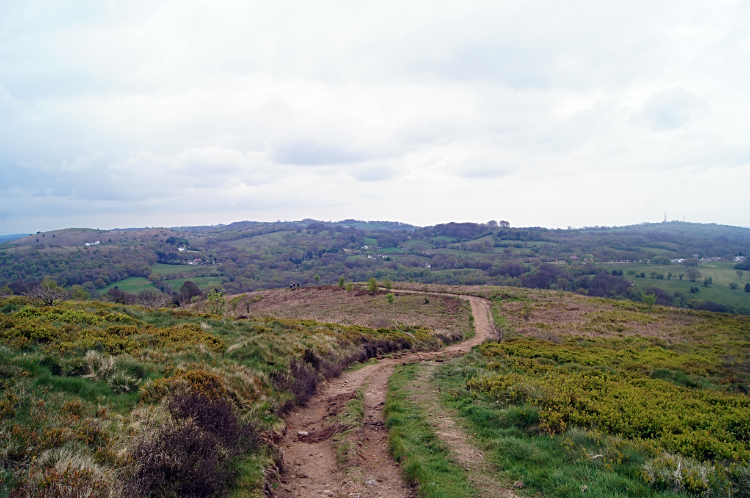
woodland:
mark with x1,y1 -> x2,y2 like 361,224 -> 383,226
1,220 -> 749,314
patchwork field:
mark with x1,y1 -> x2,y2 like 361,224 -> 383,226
609,261 -> 750,310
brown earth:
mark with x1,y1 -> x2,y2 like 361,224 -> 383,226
275,294 -> 495,498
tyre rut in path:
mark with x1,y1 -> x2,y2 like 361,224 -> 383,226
276,295 -> 494,498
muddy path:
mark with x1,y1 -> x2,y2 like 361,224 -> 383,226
276,295 -> 494,498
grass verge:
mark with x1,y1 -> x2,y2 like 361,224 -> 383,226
385,363 -> 474,498
433,347 -> 750,497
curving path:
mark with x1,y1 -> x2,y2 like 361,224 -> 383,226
276,294 -> 495,498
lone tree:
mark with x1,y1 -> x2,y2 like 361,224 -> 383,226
315,275 -> 320,285
178,281 -> 202,303
386,293 -> 394,307
383,277 -> 392,292
746,283 -> 750,293
338,276 -> 345,288
642,293 -> 657,313
367,278 -> 378,294
686,268 -> 702,282
138,289 -> 172,310
738,270 -> 744,279
25,279 -> 70,306
206,289 -> 226,315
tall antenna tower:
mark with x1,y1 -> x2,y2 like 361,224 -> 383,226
664,212 -> 667,223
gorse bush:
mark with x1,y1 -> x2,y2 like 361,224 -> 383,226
468,339 -> 750,462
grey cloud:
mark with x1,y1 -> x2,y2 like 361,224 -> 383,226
348,164 -> 401,182
636,87 -> 710,130
269,140 -> 373,166
1,1 -> 749,231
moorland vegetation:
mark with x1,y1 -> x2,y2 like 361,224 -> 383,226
0,287 -> 463,496
385,286 -> 750,497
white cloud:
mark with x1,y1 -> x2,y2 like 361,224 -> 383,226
1,0 -> 749,232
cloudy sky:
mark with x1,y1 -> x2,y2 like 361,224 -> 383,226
1,0 -> 749,233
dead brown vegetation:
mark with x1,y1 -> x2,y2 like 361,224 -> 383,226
203,285 -> 472,340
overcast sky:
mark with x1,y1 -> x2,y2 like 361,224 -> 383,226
1,0 -> 749,233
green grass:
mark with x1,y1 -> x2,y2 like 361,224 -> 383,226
431,355 -> 687,498
167,275 -> 224,291
385,363 -> 474,498
378,247 -> 406,254
151,263 -> 203,274
102,277 -> 154,293
227,448 -> 277,498
363,237 -> 377,246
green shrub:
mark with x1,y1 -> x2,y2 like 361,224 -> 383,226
469,339 -> 750,462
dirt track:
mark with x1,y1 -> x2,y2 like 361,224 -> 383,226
276,295 -> 494,498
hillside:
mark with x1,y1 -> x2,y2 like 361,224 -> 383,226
0,287 -> 467,495
1,220 -> 749,315
386,285 -> 750,497
2,284 -> 749,497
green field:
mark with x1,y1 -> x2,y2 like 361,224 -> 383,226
167,276 -> 224,291
150,263 -> 202,275
102,277 -> 155,293
610,262 -> 750,309
377,247 -> 406,254
103,274 -> 223,295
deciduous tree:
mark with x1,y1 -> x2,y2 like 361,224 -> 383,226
24,279 -> 70,306
642,293 -> 656,313
138,289 -> 172,310
686,268 -> 702,282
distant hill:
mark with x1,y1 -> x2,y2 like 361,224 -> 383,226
1,220 -> 748,314
0,233 -> 30,244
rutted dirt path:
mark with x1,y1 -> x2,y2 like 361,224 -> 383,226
276,295 -> 494,498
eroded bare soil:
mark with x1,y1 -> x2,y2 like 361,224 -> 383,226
275,295 -> 494,498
